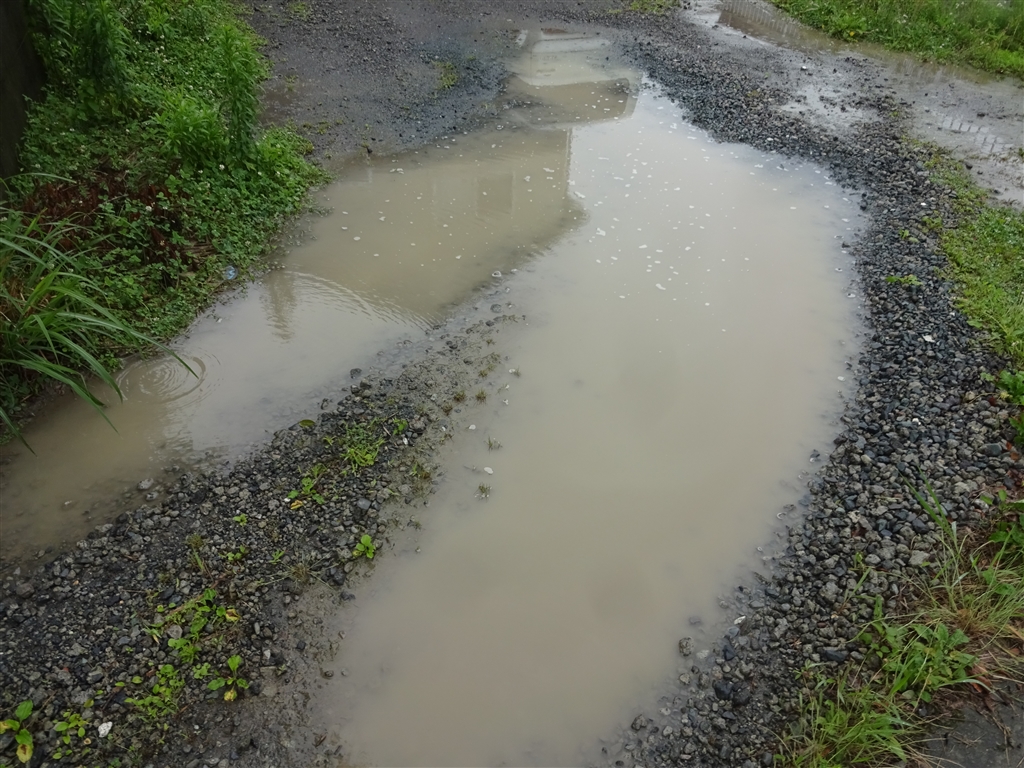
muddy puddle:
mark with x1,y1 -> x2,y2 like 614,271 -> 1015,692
0,34 -> 633,564
296,33 -> 862,767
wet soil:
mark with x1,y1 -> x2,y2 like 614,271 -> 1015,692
2,0 -> 1023,767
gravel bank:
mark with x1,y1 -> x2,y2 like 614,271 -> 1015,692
3,1 -> 1022,766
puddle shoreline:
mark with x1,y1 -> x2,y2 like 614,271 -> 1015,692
1,3 -> 1022,768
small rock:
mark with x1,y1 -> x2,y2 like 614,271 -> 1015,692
356,498 -> 372,511
631,714 -> 648,731
678,637 -> 694,656
14,582 -> 34,598
981,443 -> 1005,457
822,647 -> 849,663
137,479 -> 155,491
713,680 -> 734,701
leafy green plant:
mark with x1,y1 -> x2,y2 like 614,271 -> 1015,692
51,709 -> 90,760
391,417 -> 409,434
207,654 -> 248,701
126,663 -> 184,720
232,513 -> 248,527
339,423 -> 385,473
0,700 -> 34,764
224,544 -> 248,564
860,604 -> 979,706
477,483 -> 491,498
353,534 -> 375,559
625,0 -> 681,13
288,463 -> 326,505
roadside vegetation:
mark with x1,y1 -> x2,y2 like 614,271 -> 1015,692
769,0 -> 1024,78
1,0 -> 326,443
777,153 -> 1024,766
779,484 -> 1024,767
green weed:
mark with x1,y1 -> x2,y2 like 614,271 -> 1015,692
354,534 -> 376,559
126,664 -> 184,720
207,654 -> 248,701
288,463 -> 326,505
620,0 -> 681,13
339,423 -> 385,473
0,700 -> 34,763
779,482 -> 1024,766
433,60 -> 458,90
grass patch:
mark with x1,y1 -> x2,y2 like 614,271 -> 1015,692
615,0 -> 681,13
434,60 -> 459,90
769,0 -> 1024,77
1,0 -> 327,438
927,157 -> 1024,367
778,483 -> 1024,767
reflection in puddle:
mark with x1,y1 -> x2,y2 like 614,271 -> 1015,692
311,36 -> 860,767
0,38 -> 630,563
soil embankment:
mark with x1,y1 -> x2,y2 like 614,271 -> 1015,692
2,1 -> 1022,766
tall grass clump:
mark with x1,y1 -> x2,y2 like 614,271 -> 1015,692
770,0 -> 1024,77
1,0 -> 326,437
0,205 -> 172,444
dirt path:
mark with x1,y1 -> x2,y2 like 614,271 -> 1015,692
2,1 -> 1022,766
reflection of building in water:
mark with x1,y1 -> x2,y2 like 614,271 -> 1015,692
272,31 -> 640,326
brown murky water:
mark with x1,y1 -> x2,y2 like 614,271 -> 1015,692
0,34 -> 632,564
305,35 -> 860,767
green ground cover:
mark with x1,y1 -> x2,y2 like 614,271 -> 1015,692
1,0 -> 327,441
770,0 -> 1024,77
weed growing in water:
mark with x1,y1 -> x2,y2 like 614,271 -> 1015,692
477,484 -> 492,498
487,436 -> 501,450
475,389 -> 487,402
453,390 -> 466,402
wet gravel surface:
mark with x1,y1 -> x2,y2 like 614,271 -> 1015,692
3,1 -> 1023,766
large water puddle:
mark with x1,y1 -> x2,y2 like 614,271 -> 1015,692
305,33 -> 860,767
0,34 -> 630,564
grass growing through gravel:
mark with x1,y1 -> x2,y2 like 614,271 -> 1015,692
769,0 -> 1024,77
1,0 -> 326,440
780,486 -> 1024,767
930,159 -> 1024,366
614,0 -> 681,13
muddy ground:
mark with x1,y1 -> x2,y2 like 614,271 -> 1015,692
2,0 -> 1023,766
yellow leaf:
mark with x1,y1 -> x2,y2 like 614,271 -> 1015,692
224,688 -> 237,702
17,742 -> 33,764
